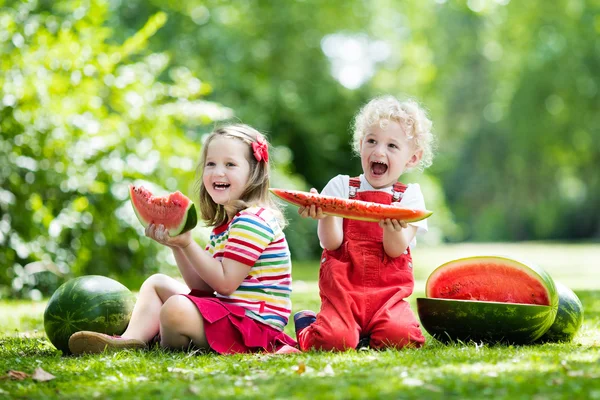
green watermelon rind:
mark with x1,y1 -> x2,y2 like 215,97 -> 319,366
425,255 -> 559,311
129,185 -> 198,237
417,297 -> 556,344
43,275 -> 136,354
536,281 -> 584,343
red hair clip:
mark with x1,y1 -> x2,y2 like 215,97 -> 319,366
252,134 -> 269,163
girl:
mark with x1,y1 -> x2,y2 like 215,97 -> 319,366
295,95 -> 435,351
69,124 -> 297,355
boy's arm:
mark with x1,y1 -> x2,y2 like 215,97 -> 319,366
380,219 -> 418,258
298,188 -> 344,251
318,215 -> 343,250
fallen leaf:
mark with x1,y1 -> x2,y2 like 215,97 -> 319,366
8,370 -> 29,380
32,367 -> 55,382
295,361 -> 306,375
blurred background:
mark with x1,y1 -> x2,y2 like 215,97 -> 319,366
1,0 -> 599,299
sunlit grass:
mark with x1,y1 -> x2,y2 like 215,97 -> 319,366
2,242 -> 600,399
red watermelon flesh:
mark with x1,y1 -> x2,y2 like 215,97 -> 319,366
269,188 -> 432,223
426,256 -> 556,306
129,185 -> 197,236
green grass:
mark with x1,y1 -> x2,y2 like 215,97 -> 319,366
2,242 -> 600,399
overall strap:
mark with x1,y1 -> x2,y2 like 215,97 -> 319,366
392,181 -> 408,202
348,177 -> 361,199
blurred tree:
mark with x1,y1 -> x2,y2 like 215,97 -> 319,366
437,1 -> 599,241
366,0 -> 600,241
0,0 -> 233,298
107,0 -> 373,191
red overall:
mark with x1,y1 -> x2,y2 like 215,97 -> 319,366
298,178 -> 426,351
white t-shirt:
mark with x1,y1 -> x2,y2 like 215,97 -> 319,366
320,174 -> 428,249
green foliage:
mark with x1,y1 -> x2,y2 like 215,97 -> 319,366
108,0 -> 375,191
0,0 -> 234,298
385,1 -> 600,241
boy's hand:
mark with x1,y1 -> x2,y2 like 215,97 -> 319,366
298,188 -> 326,220
145,224 -> 192,249
378,218 -> 408,232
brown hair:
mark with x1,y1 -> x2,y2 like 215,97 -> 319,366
195,124 -> 286,228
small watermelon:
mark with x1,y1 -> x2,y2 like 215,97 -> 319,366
536,281 -> 584,343
44,275 -> 136,354
129,185 -> 197,236
269,188 -> 432,223
417,256 -> 559,344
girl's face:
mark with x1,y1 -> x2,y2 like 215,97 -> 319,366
202,136 -> 251,207
359,120 -> 422,189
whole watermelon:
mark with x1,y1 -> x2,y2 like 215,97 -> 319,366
536,281 -> 584,343
44,275 -> 135,354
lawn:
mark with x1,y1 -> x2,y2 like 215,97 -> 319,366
1,242 -> 600,399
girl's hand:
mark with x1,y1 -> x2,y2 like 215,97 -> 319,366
145,224 -> 192,249
378,218 -> 408,232
298,188 -> 326,220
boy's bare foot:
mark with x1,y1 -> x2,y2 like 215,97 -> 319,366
68,331 -> 146,355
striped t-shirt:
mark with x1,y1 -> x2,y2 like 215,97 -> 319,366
205,207 -> 292,331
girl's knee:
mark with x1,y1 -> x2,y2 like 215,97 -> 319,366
159,295 -> 194,328
141,273 -> 171,290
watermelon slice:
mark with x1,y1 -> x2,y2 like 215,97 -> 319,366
129,185 -> 197,236
417,256 -> 559,344
269,188 -> 432,223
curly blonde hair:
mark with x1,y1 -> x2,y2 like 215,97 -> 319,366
195,124 -> 286,228
351,95 -> 435,171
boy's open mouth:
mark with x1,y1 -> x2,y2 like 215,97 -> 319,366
370,161 -> 388,176
213,182 -> 230,190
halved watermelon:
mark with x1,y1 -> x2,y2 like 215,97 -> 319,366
129,185 -> 197,236
418,256 -> 559,344
426,256 -> 557,306
269,188 -> 432,223
417,298 -> 555,344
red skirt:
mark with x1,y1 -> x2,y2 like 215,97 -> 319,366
181,290 -> 297,354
